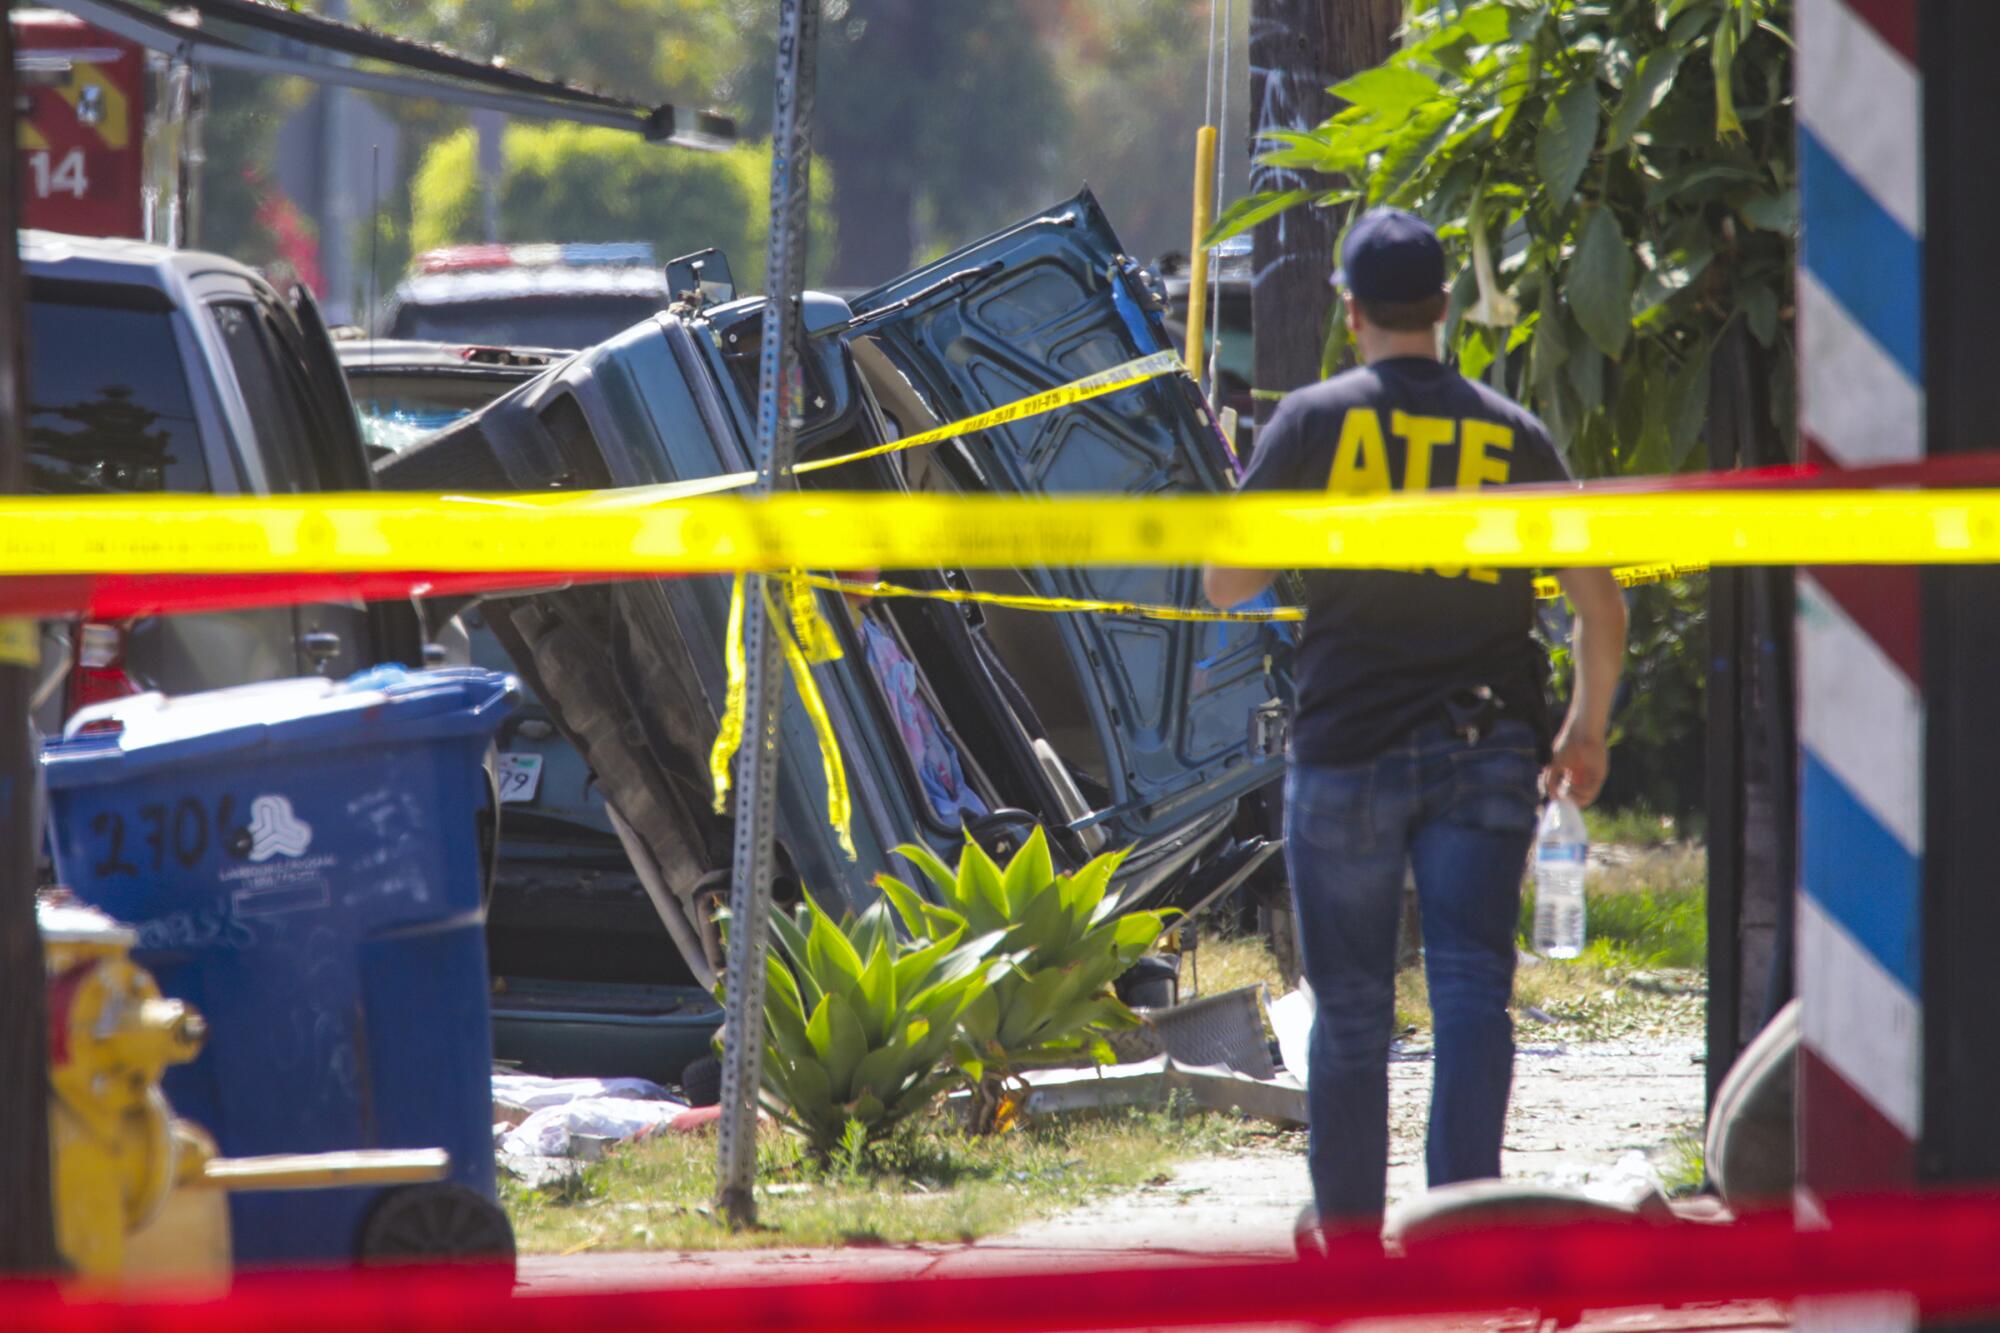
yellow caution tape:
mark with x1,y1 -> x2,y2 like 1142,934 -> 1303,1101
789,349 -> 1183,478
707,573 -> 857,860
765,579 -> 855,861
806,574 -> 1293,622
709,572 -> 751,813
0,617 -> 37,667
1533,560 -> 1711,601
5,490 -> 1984,576
804,560 -> 1711,624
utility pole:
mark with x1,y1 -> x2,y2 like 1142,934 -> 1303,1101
715,0 -> 820,1231
1246,0 -> 1400,423
0,11 -> 62,1275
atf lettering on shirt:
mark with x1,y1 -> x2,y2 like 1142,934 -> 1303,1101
1237,356 -> 1571,765
1327,408 -> 1515,581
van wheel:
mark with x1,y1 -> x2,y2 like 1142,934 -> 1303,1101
681,1054 -> 722,1108
359,1183 -> 515,1276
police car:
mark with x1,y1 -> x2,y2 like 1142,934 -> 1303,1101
376,241 -> 673,350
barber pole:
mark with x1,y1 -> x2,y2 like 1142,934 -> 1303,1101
1793,0 -> 1922,1326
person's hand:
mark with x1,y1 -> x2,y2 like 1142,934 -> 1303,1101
1546,725 -> 1609,807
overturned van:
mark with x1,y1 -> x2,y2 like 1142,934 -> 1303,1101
377,192 -> 1291,1053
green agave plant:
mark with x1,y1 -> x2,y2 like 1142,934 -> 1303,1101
876,829 -> 1174,1112
757,893 -> 1011,1155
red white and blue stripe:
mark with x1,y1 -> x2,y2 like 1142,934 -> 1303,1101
1794,0 -> 1922,1284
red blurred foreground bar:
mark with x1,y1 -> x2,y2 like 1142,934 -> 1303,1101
8,1192 -> 2000,1332
0,572 -> 620,619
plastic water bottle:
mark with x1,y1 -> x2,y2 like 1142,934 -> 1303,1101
1533,795 -> 1588,959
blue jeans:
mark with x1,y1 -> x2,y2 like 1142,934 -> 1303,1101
1284,718 -> 1541,1231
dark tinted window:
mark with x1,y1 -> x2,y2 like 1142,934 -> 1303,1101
25,300 -> 210,495
388,296 -> 663,350
209,301 -> 315,492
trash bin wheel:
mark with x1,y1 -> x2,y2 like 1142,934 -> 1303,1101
681,1053 -> 722,1108
359,1183 -> 516,1274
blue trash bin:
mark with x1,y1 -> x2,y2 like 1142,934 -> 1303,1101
42,667 -> 518,1268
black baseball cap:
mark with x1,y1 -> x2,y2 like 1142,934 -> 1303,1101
1332,207 -> 1446,302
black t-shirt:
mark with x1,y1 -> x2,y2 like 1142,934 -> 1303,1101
1238,356 -> 1572,765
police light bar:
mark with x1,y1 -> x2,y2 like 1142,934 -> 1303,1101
413,242 -> 659,275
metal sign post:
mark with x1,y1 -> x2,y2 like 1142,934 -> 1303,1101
715,0 -> 820,1231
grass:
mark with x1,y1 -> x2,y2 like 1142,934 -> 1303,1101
502,1098 -> 1278,1254
1189,932 -> 1286,1001
1521,843 -> 1707,969
1658,1128 -> 1707,1197
1584,804 -> 1702,849
1190,844 -> 1707,1046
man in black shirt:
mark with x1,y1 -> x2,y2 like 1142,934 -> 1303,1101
1205,208 -> 1628,1244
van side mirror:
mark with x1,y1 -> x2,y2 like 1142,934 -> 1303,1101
666,249 -> 735,308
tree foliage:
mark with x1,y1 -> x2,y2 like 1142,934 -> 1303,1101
735,0 -> 1071,284
1213,0 -> 1795,477
350,0 -> 750,109
407,123 -> 832,285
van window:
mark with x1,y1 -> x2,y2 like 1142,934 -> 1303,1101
208,300 -> 317,492
25,300 -> 210,495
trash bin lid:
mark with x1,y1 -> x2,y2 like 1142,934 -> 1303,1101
42,666 -> 518,787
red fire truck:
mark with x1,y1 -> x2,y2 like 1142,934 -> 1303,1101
11,9 -> 147,240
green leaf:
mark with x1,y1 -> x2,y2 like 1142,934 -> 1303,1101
1111,912 -> 1169,961
1566,341 -> 1604,417
1011,874 -> 1073,961
804,896 -> 866,1000
955,839 -> 1012,934
888,924 -> 969,997
1529,305 -> 1570,400
1457,2 -> 1512,44
1646,162 -> 1762,207
784,1038 -> 835,1121
1632,244 -> 1714,321
765,951 -> 806,1025
1605,49 -> 1684,150
1329,64 -> 1444,118
1000,827 -> 1054,917
807,990 -> 870,1102
873,873 -> 935,940
1666,340 -> 1713,464
1372,100 -> 1457,206
856,936 -> 897,1045
854,898 -> 897,962
1458,325 -> 1497,381
952,1041 -> 985,1086
769,903 -> 812,976
894,842 -> 960,905
1205,188 -> 1319,248
1741,284 -> 1779,347
1568,208 -> 1637,357
1738,189 -> 1796,233
1535,80 -> 1601,206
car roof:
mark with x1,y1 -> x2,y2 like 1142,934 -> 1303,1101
20,228 -> 267,292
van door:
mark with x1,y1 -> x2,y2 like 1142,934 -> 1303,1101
841,190 -> 1287,842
